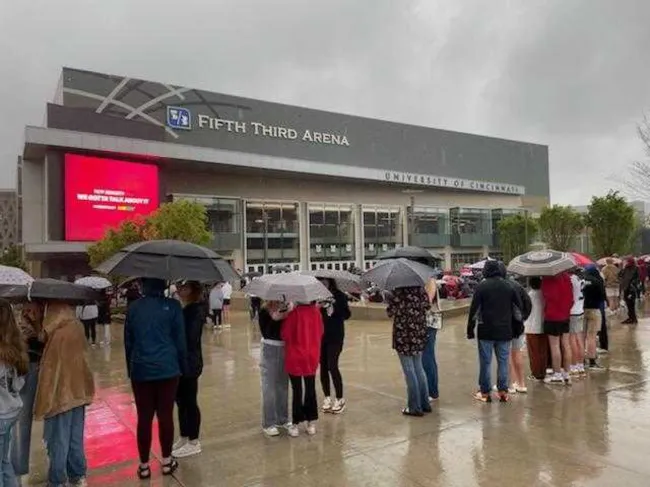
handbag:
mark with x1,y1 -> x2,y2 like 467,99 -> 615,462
426,284 -> 443,330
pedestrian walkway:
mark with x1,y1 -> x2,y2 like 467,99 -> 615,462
23,309 -> 650,486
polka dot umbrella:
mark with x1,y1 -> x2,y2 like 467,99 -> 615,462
0,265 -> 33,286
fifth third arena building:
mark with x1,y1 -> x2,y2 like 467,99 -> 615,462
19,67 -> 549,278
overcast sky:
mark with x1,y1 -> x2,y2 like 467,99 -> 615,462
2,0 -> 650,205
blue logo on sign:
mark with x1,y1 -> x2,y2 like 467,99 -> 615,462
166,106 -> 192,130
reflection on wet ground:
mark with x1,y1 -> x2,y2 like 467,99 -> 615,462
23,304 -> 650,486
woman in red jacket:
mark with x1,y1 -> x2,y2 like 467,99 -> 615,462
541,272 -> 573,385
280,303 -> 324,437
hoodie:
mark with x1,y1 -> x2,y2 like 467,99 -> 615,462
281,304 -> 323,376
541,273 -> 573,323
583,265 -> 606,310
124,278 -> 188,382
467,260 -> 522,341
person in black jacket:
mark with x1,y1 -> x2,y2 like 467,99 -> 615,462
318,279 -> 351,414
619,258 -> 640,324
173,281 -> 206,459
467,260 -> 522,403
583,265 -> 607,369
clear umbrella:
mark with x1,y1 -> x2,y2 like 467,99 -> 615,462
300,269 -> 362,293
75,276 -> 113,290
243,273 -> 332,303
362,258 -> 436,290
0,265 -> 33,286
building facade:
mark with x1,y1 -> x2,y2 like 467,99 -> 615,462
19,68 -> 550,278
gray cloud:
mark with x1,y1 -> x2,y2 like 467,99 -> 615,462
1,0 -> 649,205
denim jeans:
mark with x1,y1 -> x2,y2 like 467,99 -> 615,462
478,340 -> 510,394
43,406 -> 86,486
422,328 -> 439,399
260,340 -> 289,428
11,361 -> 38,476
398,353 -> 430,413
0,417 -> 18,487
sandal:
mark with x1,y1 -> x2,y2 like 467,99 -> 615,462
137,465 -> 151,480
401,408 -> 424,417
162,459 -> 179,476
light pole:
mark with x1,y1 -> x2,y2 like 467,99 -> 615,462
402,189 -> 423,246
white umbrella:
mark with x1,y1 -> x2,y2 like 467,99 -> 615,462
242,273 -> 332,303
0,265 -> 33,286
75,276 -> 113,290
300,269 -> 362,293
507,250 -> 576,277
469,257 -> 495,270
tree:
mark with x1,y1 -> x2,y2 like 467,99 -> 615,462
87,200 -> 212,268
497,213 -> 539,262
585,191 -> 637,257
538,205 -> 584,251
625,114 -> 650,199
0,245 -> 26,270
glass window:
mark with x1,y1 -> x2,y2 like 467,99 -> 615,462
451,252 -> 483,270
309,204 -> 355,263
450,208 -> 491,235
245,201 -> 300,267
412,207 -> 448,235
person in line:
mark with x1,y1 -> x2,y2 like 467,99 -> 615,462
11,302 -> 45,481
637,258 -> 647,297
249,295 -> 262,323
387,286 -> 431,416
209,283 -> 224,330
601,258 -> 620,312
467,260 -> 521,403
541,272 -> 574,385
125,281 -> 141,309
423,277 -> 441,402
125,278 -> 187,479
505,272 -> 531,394
568,269 -> 586,377
221,281 -> 233,328
77,302 -> 99,348
319,279 -> 351,415
281,303 -> 323,435
34,301 -> 95,487
0,299 -> 29,486
258,301 -> 293,437
525,277 -> 547,380
172,281 -> 206,458
583,264 -> 607,370
97,289 -> 112,346
620,258 -> 640,325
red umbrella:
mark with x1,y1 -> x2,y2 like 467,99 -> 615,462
570,252 -> 594,267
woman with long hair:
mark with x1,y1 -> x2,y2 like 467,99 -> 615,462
125,278 -> 187,479
172,281 -> 206,458
258,300 -> 293,437
0,299 -> 29,486
318,279 -> 351,414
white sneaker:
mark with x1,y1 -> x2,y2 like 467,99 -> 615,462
263,426 -> 280,437
508,383 -> 518,394
286,424 -> 300,437
306,421 -> 317,435
597,348 -> 609,355
331,398 -> 346,414
545,372 -> 564,384
516,384 -> 528,393
322,396 -> 333,412
172,437 -> 188,452
71,478 -> 88,487
173,440 -> 202,458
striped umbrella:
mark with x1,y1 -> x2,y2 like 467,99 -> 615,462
507,250 -> 576,277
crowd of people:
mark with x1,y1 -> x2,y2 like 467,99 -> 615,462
0,254 -> 645,485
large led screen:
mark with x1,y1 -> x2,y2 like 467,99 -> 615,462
65,154 -> 159,241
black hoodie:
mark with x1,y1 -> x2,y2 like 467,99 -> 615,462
583,266 -> 606,310
467,260 -> 522,341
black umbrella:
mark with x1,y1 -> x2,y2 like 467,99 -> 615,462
377,246 -> 443,268
0,278 -> 101,304
362,258 -> 437,290
95,240 -> 241,282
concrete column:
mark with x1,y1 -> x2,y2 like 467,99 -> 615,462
482,245 -> 490,258
443,246 -> 453,270
298,202 -> 310,271
401,204 -> 409,246
354,204 -> 364,269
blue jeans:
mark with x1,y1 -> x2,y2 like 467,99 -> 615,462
0,417 -> 18,487
43,406 -> 87,486
422,328 -> 439,399
398,353 -> 430,413
478,340 -> 510,394
11,361 -> 38,476
260,340 -> 289,429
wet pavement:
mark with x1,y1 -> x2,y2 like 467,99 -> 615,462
23,306 -> 650,486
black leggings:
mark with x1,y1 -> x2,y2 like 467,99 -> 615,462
289,375 -> 317,424
320,341 -> 343,399
212,309 -> 222,326
81,318 -> 97,344
176,377 -> 201,441
625,294 -> 638,322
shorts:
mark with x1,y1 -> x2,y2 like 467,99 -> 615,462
606,287 -> 619,298
584,308 -> 600,336
569,314 -> 584,334
511,334 -> 526,350
543,320 -> 569,337
223,299 -> 231,306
